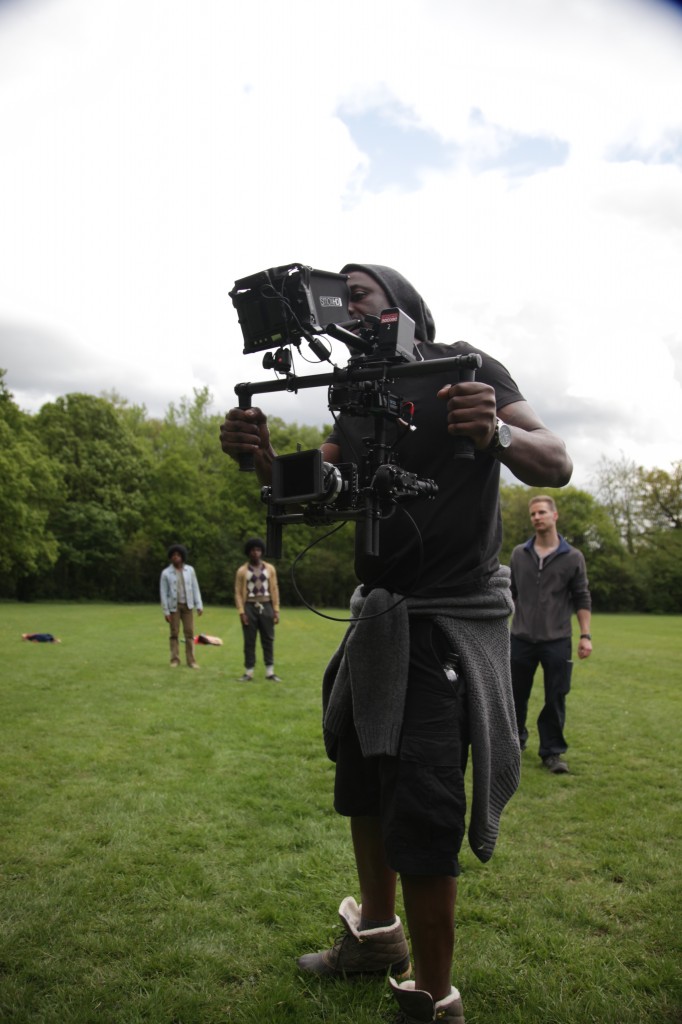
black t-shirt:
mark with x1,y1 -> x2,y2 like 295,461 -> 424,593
327,341 -> 524,597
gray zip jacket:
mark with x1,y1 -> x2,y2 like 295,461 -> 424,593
510,536 -> 591,642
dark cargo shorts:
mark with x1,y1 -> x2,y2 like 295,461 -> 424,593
333,617 -> 469,877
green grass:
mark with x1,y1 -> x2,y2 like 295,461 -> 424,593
1,605 -> 680,1023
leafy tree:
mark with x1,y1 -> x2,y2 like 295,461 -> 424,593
637,461 -> 682,534
635,530 -> 682,613
33,393 -> 152,598
9,378 -> 676,612
630,462 -> 682,612
0,371 -> 63,596
136,388 -> 267,605
593,457 -> 682,611
106,391 -> 347,607
593,454 -> 644,553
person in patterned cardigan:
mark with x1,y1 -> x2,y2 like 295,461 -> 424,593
234,537 -> 281,682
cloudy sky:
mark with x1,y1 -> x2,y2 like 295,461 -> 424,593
1,0 -> 681,488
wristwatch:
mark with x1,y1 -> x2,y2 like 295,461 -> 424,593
487,418 -> 512,455
580,634 -> 592,640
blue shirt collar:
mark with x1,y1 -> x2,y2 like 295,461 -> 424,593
524,533 -> 570,555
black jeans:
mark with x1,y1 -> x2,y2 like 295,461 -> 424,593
510,636 -> 572,758
242,601 -> 275,669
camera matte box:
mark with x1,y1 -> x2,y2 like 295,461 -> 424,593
271,449 -> 325,504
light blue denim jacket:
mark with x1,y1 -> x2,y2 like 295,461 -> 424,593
160,564 -> 203,614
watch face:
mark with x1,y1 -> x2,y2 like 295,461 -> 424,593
498,423 -> 512,448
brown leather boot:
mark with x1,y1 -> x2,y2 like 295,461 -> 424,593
389,978 -> 465,1022
297,896 -> 411,979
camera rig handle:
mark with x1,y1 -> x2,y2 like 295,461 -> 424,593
234,352 -> 484,469
451,359 -> 478,461
237,389 -> 255,472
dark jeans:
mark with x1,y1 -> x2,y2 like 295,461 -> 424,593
242,602 -> 275,669
510,636 -> 572,758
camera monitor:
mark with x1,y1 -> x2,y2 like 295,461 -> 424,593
230,264 -> 350,354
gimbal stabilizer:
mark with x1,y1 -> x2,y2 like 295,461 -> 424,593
230,264 -> 481,558
234,348 -> 481,558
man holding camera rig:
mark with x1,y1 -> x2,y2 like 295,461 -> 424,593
220,264 -> 572,1024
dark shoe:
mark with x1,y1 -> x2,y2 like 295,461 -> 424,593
543,754 -> 569,774
237,673 -> 254,682
265,673 -> 282,682
389,979 -> 464,1023
297,896 -> 410,979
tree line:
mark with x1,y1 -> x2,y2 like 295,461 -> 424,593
2,371 -> 680,612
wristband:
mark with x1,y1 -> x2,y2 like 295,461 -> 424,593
580,633 -> 592,640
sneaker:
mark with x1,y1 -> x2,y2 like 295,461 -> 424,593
237,673 -> 254,682
265,673 -> 282,682
389,979 -> 464,1023
297,896 -> 411,979
188,664 -> 200,669
542,754 -> 569,774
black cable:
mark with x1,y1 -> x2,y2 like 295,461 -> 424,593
328,404 -> 364,465
298,334 -> 333,365
258,279 -> 308,342
288,501 -> 427,623
259,279 -> 335,368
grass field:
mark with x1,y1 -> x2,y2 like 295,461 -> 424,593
1,603 -> 680,1024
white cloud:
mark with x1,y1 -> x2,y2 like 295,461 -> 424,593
0,0 -> 681,488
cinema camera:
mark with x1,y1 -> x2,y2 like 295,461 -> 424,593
229,264 -> 481,558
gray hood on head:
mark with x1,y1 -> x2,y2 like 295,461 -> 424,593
340,263 -> 436,343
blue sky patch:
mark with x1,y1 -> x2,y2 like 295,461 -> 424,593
339,101 -> 569,191
607,135 -> 682,166
338,102 -> 459,192
468,108 -> 570,177
473,132 -> 570,176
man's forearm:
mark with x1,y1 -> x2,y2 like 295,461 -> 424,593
576,608 -> 592,634
270,572 -> 280,613
496,426 -> 573,487
576,607 -> 593,658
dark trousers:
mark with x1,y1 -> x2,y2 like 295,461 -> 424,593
510,636 -> 572,758
242,602 -> 275,669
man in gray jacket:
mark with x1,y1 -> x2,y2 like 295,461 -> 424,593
510,496 -> 592,773
160,544 -> 203,668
